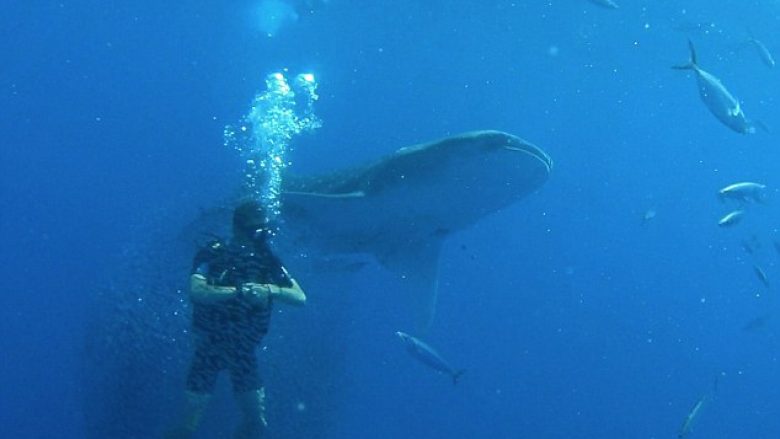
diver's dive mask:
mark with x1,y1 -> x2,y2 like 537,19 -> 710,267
233,200 -> 277,245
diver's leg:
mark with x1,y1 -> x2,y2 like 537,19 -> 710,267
229,341 -> 267,439
164,391 -> 213,439
233,388 -> 267,439
165,341 -> 221,438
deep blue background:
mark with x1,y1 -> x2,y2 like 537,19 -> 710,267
3,1 -> 780,437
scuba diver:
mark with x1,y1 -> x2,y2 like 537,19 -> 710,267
165,200 -> 306,439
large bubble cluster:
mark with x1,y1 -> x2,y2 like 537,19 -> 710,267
225,71 -> 321,221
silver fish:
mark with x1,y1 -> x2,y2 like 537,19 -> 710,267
642,209 -> 657,224
396,331 -> 464,384
673,22 -> 719,35
741,235 -> 761,255
718,182 -> 767,204
674,40 -> 761,134
679,394 -> 707,438
678,378 -> 718,438
753,264 -> 770,288
717,210 -> 744,227
587,0 -> 618,9
746,30 -> 775,68
742,314 -> 771,332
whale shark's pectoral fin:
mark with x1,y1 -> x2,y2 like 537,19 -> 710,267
377,238 -> 443,333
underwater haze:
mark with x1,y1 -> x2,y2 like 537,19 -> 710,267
3,1 -> 780,438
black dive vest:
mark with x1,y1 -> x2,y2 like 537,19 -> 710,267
190,240 -> 292,337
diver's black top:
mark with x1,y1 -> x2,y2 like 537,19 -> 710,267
190,239 -> 292,337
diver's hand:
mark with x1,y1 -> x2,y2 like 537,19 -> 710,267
242,282 -> 272,304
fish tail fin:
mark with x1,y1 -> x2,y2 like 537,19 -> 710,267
758,190 -> 770,205
673,40 -> 698,70
746,25 -> 757,42
452,369 -> 466,385
736,26 -> 754,49
688,40 -> 698,64
736,39 -> 753,53
751,119 -> 771,134
711,374 -> 720,395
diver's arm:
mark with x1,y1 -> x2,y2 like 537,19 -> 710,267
245,278 -> 306,306
270,278 -> 306,306
189,274 -> 237,303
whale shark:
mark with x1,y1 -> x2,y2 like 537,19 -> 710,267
189,130 -> 553,329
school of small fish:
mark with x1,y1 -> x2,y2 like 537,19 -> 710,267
393,4 -> 776,437
582,3 -> 775,437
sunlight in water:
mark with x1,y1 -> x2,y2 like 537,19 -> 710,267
224,71 -> 322,221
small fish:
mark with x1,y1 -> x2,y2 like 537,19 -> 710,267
587,0 -> 618,9
396,331 -> 464,384
679,398 -> 706,438
753,264 -> 770,288
678,378 -> 718,439
717,210 -> 744,227
642,209 -> 657,224
745,29 -> 775,68
718,182 -> 767,204
741,235 -> 761,255
674,40 -> 763,134
742,314 -> 771,332
673,22 -> 718,35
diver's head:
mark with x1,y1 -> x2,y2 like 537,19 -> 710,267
232,199 -> 274,244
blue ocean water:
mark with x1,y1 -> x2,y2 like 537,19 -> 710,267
3,1 -> 780,438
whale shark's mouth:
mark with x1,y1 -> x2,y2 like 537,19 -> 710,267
457,130 -> 552,177
502,135 -> 554,174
